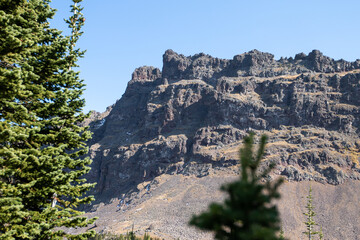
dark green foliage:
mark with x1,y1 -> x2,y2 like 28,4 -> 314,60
0,0 -> 96,239
89,232 -> 161,240
189,133 -> 284,240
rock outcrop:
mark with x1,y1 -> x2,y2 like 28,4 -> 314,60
83,49 -> 360,239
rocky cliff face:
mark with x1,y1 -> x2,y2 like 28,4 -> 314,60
84,50 -> 360,239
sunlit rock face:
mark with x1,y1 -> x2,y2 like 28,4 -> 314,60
83,50 -> 360,239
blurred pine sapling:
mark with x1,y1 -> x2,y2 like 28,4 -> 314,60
189,133 -> 284,240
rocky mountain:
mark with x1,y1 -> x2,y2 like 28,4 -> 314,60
82,49 -> 360,239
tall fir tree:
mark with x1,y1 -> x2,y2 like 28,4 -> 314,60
189,133 -> 284,240
0,0 -> 96,239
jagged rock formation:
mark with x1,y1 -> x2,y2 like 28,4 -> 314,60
84,50 -> 360,239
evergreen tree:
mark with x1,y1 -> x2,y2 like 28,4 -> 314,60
0,0 -> 96,239
189,133 -> 284,240
303,186 -> 321,240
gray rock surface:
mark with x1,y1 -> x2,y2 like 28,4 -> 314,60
83,49 -> 360,239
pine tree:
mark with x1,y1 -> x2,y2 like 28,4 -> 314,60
0,0 -> 96,239
303,186 -> 319,240
189,133 -> 284,240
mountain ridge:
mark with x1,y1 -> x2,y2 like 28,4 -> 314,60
82,49 -> 360,239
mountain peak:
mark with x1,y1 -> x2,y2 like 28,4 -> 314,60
84,50 -> 360,239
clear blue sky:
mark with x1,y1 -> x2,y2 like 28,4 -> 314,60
50,0 -> 360,113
